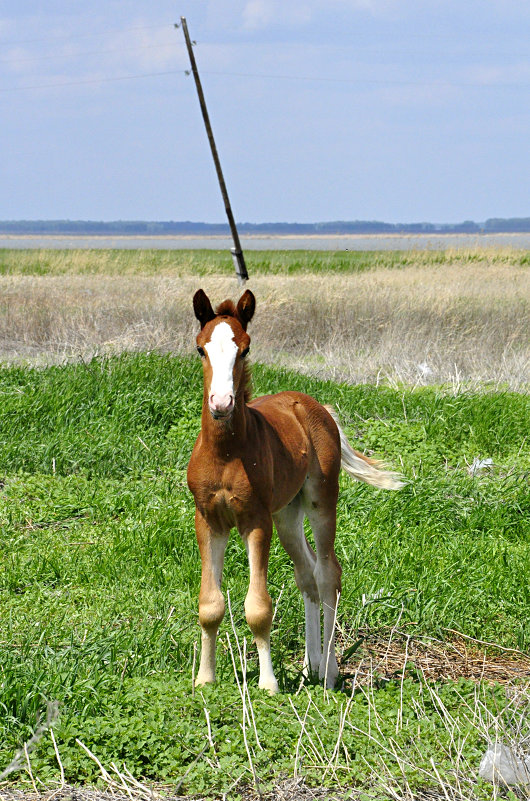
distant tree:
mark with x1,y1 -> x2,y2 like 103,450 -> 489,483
0,217 -> 528,236
484,218 -> 530,232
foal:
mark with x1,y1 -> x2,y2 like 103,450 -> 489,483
187,289 -> 402,693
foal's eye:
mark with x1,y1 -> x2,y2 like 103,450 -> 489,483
241,346 -> 250,359
197,346 -> 205,358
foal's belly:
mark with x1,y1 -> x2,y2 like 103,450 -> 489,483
248,394 -> 312,512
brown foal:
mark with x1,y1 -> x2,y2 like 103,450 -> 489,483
187,288 -> 402,693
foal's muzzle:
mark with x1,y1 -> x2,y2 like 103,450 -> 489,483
209,393 -> 234,419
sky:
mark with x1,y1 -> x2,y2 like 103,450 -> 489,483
1,1 -> 529,224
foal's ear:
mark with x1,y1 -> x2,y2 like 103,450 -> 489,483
193,289 -> 216,329
236,290 -> 256,330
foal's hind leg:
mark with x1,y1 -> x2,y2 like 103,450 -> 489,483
302,479 -> 342,689
274,496 -> 322,676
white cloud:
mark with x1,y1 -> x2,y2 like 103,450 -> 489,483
240,0 -> 402,30
103,22 -> 184,72
242,0 -> 314,30
0,18 -> 187,89
242,0 -> 274,30
2,47 -> 33,75
464,62 -> 530,86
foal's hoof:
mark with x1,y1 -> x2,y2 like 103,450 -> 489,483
259,678 -> 279,695
302,664 -> 321,682
319,659 -> 339,689
195,674 -> 215,687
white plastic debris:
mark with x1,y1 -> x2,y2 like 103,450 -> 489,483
361,588 -> 385,606
478,743 -> 530,786
416,362 -> 433,378
468,457 -> 494,476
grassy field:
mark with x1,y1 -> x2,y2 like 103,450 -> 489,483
0,351 -> 529,799
0,245 -> 528,275
0,247 -> 528,388
0,248 -> 529,799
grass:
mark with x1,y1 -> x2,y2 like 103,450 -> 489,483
0,247 -> 528,388
1,352 -> 529,798
0,245 -> 528,276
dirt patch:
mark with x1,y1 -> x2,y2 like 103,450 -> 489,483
340,627 -> 530,686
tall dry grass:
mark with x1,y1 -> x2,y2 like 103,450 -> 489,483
0,253 -> 528,388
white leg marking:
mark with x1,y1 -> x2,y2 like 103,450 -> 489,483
320,592 -> 340,689
196,534 -> 228,686
255,636 -> 278,694
303,592 -> 321,676
196,629 -> 217,686
245,531 -> 278,694
304,499 -> 341,690
274,500 -> 321,681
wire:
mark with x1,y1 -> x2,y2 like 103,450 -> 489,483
200,69 -> 530,89
0,69 -> 185,93
0,41 -> 183,66
0,22 -> 173,47
2,42 -> 526,68
1,67 -> 528,94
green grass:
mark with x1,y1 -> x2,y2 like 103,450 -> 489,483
0,353 -> 529,797
0,246 -> 528,276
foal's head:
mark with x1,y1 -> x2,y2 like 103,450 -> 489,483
193,289 -> 256,419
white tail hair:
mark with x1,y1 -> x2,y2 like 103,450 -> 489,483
324,405 -> 404,490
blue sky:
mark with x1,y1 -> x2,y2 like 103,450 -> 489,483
1,1 -> 529,223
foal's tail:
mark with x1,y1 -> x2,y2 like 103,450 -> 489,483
324,406 -> 404,490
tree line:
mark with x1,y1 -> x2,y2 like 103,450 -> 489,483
0,218 -> 529,235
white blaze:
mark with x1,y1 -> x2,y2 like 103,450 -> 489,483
205,322 -> 238,402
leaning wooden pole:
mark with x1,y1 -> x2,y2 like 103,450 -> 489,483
179,17 -> 249,284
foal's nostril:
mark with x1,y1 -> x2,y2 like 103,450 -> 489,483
209,393 -> 234,414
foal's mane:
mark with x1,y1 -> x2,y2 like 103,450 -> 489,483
214,299 -> 252,403
215,299 -> 237,317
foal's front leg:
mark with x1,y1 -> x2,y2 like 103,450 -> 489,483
195,509 -> 229,686
242,517 -> 278,694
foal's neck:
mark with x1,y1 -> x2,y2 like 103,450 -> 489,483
201,388 -> 249,457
